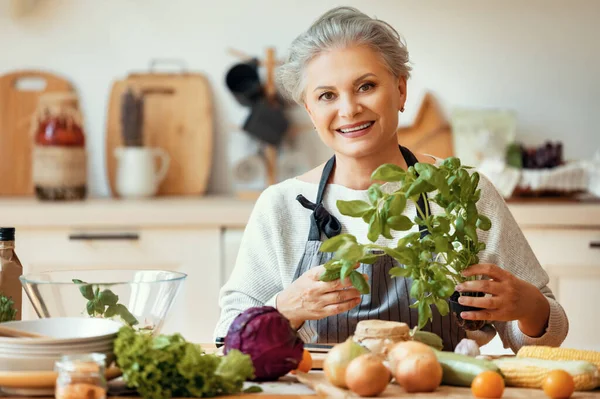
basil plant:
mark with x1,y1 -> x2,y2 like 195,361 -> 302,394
318,157 -> 492,330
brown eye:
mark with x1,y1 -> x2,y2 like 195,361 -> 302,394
359,83 -> 375,92
319,92 -> 335,101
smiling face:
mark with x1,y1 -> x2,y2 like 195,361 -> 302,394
303,45 -> 407,159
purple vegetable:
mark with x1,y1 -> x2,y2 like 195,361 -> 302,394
223,306 -> 304,381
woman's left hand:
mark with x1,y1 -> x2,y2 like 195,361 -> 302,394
455,263 -> 551,337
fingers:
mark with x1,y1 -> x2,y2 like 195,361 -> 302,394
320,288 -> 361,307
462,263 -> 509,281
456,279 -> 502,295
460,309 -> 495,321
458,294 -> 501,310
322,296 -> 361,316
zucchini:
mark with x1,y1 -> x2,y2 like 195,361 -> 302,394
411,330 -> 444,351
434,351 -> 502,387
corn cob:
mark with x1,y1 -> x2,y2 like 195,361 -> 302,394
493,357 -> 599,391
517,345 -> 600,372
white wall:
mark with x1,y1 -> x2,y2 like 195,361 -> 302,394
1,0 -> 598,196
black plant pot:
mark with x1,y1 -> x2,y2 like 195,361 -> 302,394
449,291 -> 486,331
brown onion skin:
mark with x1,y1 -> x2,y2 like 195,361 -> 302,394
345,354 -> 391,397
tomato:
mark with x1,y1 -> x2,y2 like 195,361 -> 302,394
291,349 -> 312,374
542,369 -> 574,399
471,370 -> 505,398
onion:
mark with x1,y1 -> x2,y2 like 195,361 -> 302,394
394,354 -> 443,393
345,354 -> 391,397
387,340 -> 436,372
324,337 -> 369,388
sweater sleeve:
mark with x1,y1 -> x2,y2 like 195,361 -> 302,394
213,186 -> 285,341
476,175 -> 569,352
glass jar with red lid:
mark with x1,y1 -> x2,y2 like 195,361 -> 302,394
32,93 -> 87,200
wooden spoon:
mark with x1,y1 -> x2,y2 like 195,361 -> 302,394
0,325 -> 49,339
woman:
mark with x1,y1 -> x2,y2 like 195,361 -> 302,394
215,6 -> 568,352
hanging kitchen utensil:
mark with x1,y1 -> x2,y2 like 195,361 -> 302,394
0,70 -> 74,196
106,60 -> 213,197
225,58 -> 263,107
243,98 -> 289,146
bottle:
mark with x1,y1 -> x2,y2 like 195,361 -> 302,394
0,227 -> 23,322
32,92 -> 87,201
55,353 -> 107,399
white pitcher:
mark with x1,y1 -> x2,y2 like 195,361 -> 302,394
114,147 -> 170,198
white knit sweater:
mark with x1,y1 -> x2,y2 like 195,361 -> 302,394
215,168 -> 569,352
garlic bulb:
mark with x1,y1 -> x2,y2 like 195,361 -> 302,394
454,338 -> 480,357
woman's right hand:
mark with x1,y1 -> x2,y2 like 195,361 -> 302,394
276,265 -> 365,329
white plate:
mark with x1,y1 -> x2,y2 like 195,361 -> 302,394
0,318 -> 123,345
0,344 -> 113,356
0,351 -> 115,372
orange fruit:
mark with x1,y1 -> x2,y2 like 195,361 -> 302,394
471,370 -> 505,398
542,369 -> 574,399
291,349 -> 313,374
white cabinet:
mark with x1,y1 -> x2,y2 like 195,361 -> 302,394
16,227 -> 221,344
523,228 -> 600,351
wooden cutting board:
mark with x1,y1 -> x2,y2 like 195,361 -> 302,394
397,92 -> 454,160
106,72 -> 213,197
0,71 -> 73,196
295,371 -> 600,399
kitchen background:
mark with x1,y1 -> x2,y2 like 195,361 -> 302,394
1,0 -> 599,196
0,0 -> 599,356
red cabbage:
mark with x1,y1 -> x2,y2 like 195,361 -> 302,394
223,306 -> 304,381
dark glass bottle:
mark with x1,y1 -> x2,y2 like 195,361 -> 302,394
0,227 -> 22,321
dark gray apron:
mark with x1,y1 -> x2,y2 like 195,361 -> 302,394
293,146 -> 466,351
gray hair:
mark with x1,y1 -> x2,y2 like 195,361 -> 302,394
277,6 -> 412,104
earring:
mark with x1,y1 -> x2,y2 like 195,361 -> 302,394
400,107 -> 405,112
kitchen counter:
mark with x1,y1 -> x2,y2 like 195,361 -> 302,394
0,195 -> 598,228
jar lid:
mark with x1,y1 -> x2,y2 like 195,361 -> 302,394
55,353 -> 106,373
0,227 -> 15,241
354,320 -> 410,339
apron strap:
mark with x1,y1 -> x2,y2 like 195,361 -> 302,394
297,156 -> 341,241
399,146 -> 430,239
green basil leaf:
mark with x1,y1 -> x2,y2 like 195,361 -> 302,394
115,304 -> 139,326
371,164 -> 407,182
320,268 -> 340,282
359,254 -> 380,264
442,157 -> 461,170
337,200 -> 373,217
418,300 -> 433,330
104,305 -> 119,318
465,225 -> 478,243
341,261 -> 355,279
477,242 -> 487,251
350,271 -> 370,294
406,177 -> 435,198
466,202 -> 478,223
381,221 -> 393,239
434,298 -> 450,316
361,209 -> 376,224
434,216 -> 450,234
320,233 -> 355,253
98,289 -> 119,307
470,171 -> 480,191
73,279 -> 94,301
335,242 -> 363,263
389,266 -> 411,278
367,185 -> 383,205
434,236 -> 450,253
456,216 -> 465,238
387,215 -> 413,231
477,215 -> 492,231
367,212 -> 382,242
396,232 -> 420,248
410,280 -> 424,298
323,259 -> 341,270
86,301 -> 95,316
472,189 -> 482,202
414,163 -> 436,181
383,247 -> 413,265
94,302 -> 105,315
389,194 -> 407,216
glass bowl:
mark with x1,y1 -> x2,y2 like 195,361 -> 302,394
19,269 -> 186,335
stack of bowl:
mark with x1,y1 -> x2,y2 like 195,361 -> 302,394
0,317 -> 122,372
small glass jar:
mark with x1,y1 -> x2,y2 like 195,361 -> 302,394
55,353 -> 107,399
